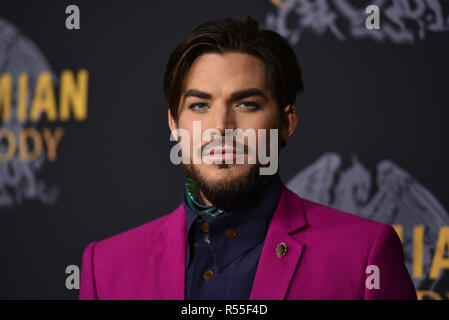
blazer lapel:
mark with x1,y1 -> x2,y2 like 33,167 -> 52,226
153,204 -> 187,299
250,185 -> 308,300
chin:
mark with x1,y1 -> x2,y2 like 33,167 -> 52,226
192,163 -> 256,184
183,162 -> 263,210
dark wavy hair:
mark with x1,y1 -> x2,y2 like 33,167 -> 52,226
163,16 -> 304,120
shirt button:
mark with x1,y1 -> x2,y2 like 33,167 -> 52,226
225,227 -> 237,239
200,222 -> 209,233
202,269 -> 214,280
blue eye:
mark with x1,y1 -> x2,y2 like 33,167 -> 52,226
189,103 -> 209,112
237,102 -> 260,111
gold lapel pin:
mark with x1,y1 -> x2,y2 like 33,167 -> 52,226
276,242 -> 288,258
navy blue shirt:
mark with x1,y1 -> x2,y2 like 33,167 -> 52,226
183,174 -> 282,300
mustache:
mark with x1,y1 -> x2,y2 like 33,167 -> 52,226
198,137 -> 250,157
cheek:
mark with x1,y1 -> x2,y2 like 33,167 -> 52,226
238,111 -> 280,131
234,116 -> 279,156
176,115 -> 195,135
265,107 -> 282,128
174,118 -> 194,153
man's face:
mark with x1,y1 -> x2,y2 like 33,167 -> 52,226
169,52 -> 289,206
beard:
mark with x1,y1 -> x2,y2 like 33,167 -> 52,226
183,163 -> 264,211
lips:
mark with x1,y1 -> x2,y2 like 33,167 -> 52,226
203,145 -> 242,163
209,147 -> 236,156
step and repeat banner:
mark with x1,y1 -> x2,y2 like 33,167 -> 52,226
0,0 -> 448,299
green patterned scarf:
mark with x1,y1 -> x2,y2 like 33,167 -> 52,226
185,176 -> 224,217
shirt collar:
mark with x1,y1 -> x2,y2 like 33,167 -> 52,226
183,173 -> 282,271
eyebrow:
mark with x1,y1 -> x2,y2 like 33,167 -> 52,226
183,88 -> 268,102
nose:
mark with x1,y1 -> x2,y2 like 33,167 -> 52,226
210,102 -> 236,135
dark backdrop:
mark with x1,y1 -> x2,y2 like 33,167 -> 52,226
0,0 -> 448,299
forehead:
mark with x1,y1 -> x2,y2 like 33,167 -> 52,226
182,52 -> 270,95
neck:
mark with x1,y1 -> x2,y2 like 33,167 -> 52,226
197,189 -> 213,207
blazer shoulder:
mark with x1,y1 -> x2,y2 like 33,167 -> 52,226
79,204 -> 185,299
294,194 -> 405,258
300,196 -> 384,228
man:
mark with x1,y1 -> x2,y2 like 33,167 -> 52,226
79,17 -> 417,300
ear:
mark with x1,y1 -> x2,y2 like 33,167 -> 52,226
280,104 -> 298,144
168,109 -> 177,137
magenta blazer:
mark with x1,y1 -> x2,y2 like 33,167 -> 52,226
79,184 -> 417,300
